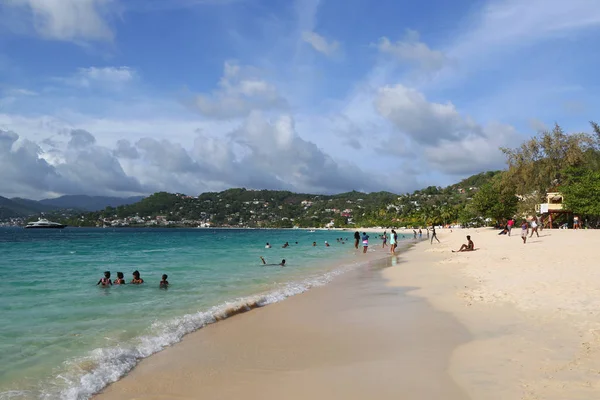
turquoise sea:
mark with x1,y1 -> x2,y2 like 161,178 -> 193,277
0,228 -> 408,399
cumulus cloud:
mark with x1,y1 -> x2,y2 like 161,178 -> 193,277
3,0 -> 115,42
376,30 -> 446,72
375,84 -> 483,145
0,128 -> 146,199
423,122 -> 518,175
302,31 -> 340,57
374,84 -> 520,174
192,62 -> 287,119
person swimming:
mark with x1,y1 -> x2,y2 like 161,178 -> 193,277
114,272 -> 125,285
282,242 -> 289,248
265,242 -> 272,249
325,241 -> 330,247
159,274 -> 169,288
260,256 -> 286,266
131,270 -> 144,284
97,271 -> 112,286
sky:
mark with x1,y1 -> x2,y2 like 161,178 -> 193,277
0,0 -> 599,199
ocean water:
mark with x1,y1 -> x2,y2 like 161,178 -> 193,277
0,228 -> 407,399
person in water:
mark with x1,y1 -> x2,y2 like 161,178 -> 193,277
114,272 -> 125,284
354,231 -> 360,249
97,271 -> 112,286
453,236 -> 474,252
131,270 -> 144,284
362,232 -> 369,253
260,257 -> 286,266
282,242 -> 289,248
325,241 -> 330,247
312,241 -> 317,246
265,242 -> 271,249
160,274 -> 169,288
389,230 -> 397,254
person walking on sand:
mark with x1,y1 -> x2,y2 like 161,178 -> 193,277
430,226 -> 440,244
529,218 -> 539,238
452,235 -> 474,252
362,232 -> 369,253
520,220 -> 529,244
507,218 -> 514,236
573,215 -> 580,230
354,231 -> 360,249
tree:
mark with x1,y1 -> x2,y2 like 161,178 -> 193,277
561,167 -> 600,223
471,174 -> 518,224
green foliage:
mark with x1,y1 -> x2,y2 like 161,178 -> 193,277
501,123 -> 595,199
561,167 -> 600,217
470,174 -> 518,223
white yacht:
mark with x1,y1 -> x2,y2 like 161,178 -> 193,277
24,218 -> 67,229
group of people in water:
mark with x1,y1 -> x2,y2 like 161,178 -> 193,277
97,270 -> 169,288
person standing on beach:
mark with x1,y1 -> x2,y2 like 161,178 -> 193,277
382,231 -> 388,248
413,230 -> 417,239
389,230 -> 397,254
529,218 -> 539,238
430,226 -> 440,244
362,232 -> 369,253
418,229 -> 422,239
354,231 -> 360,249
574,215 -> 580,229
507,218 -> 514,236
520,220 -> 529,244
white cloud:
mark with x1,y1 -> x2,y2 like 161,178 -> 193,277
4,0 -> 115,42
375,84 -> 483,145
193,61 -> 287,119
376,30 -> 446,72
423,122 -> 518,175
60,66 -> 136,88
302,31 -> 340,57
374,84 -> 520,174
449,0 -> 600,63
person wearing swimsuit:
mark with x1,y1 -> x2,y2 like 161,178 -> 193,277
97,271 -> 112,286
160,274 -> 169,288
131,270 -> 144,284
113,272 -> 125,284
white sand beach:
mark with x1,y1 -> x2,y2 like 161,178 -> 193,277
385,228 -> 600,399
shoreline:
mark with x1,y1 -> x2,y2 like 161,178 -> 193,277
95,243 -> 469,399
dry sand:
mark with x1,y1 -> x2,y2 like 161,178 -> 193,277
385,227 -> 600,400
95,247 -> 469,400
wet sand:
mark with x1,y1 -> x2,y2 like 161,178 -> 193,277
96,252 -> 470,400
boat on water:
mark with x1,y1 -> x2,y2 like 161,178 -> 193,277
24,218 -> 67,229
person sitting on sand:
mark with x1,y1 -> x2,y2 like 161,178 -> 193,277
131,270 -> 144,284
97,271 -> 112,286
453,236 -> 474,252
114,272 -> 125,285
160,274 -> 169,288
260,257 -> 286,266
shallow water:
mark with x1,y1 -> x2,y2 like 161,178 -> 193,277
0,228 -> 403,399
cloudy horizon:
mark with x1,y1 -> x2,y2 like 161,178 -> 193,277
1,0 -> 598,200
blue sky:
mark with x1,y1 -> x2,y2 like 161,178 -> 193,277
0,0 -> 599,199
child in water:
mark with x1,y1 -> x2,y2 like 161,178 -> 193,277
160,274 -> 169,288
131,270 -> 144,284
97,271 -> 112,286
113,272 -> 125,284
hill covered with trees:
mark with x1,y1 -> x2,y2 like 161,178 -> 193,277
45,171 -> 501,228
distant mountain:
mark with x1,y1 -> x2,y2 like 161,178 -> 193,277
39,195 -> 145,211
0,196 -> 57,218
